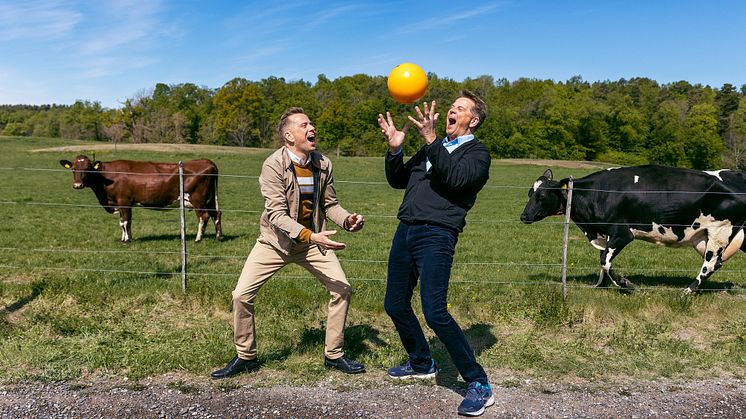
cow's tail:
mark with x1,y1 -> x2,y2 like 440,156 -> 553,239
211,164 -> 223,241
212,167 -> 220,213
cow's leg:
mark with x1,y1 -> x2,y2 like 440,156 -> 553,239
687,247 -> 723,294
212,208 -> 223,241
599,229 -> 634,291
194,211 -> 209,242
686,230 -> 734,294
119,207 -> 132,243
594,263 -> 607,287
206,186 -> 223,241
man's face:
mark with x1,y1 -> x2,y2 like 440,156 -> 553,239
285,113 -> 317,156
445,97 -> 478,139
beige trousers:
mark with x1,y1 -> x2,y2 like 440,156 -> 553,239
232,239 -> 352,360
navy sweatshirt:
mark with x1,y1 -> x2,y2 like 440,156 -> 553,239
385,139 -> 491,232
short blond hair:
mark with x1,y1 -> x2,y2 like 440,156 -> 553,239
278,107 -> 305,140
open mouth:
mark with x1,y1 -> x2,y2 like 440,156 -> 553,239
307,135 -> 316,144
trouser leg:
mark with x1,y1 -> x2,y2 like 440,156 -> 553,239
232,240 -> 287,360
415,225 -> 489,384
296,246 -> 352,359
384,222 -> 433,371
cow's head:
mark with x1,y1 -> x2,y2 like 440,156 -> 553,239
520,169 -> 568,224
59,155 -> 102,189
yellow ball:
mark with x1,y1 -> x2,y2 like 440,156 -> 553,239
387,62 -> 428,104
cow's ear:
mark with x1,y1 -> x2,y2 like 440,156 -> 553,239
60,160 -> 72,169
93,161 -> 102,170
543,169 -> 553,180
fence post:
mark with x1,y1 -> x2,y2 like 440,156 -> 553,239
178,161 -> 187,294
560,176 -> 574,301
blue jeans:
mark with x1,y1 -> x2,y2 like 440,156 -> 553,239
384,221 -> 488,384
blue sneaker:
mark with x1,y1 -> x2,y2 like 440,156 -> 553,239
457,382 -> 494,416
387,360 -> 437,379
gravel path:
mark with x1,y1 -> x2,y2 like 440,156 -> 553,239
0,372 -> 743,418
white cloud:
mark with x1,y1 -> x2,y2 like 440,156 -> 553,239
234,43 -> 289,64
77,1 -> 166,55
0,0 -> 82,40
397,2 -> 505,34
307,4 -> 362,30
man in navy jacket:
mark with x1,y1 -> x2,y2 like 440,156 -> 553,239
377,90 -> 493,417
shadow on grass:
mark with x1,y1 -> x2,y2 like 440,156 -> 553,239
431,323 -> 497,392
537,273 -> 736,292
260,324 -> 387,364
1,281 -> 45,328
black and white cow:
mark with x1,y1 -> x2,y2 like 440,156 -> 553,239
520,165 -> 746,293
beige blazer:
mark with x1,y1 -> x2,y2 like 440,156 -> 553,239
258,147 -> 351,255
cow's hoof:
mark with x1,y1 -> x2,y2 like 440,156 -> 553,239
216,235 -> 224,242
682,287 -> 694,295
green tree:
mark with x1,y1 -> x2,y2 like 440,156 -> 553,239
724,97 -> 746,169
683,103 -> 723,169
716,83 -> 741,138
648,100 -> 687,166
605,92 -> 647,153
214,78 -> 264,147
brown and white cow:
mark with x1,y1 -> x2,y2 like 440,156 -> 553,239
60,155 -> 223,243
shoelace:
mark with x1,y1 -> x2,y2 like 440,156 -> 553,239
465,383 -> 486,400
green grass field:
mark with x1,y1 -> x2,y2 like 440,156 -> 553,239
0,136 -> 744,385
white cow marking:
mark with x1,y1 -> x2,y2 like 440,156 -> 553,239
590,234 -> 608,251
195,219 -> 205,242
703,169 -> 728,181
634,175 -> 639,184
630,214 -> 733,249
603,248 -> 615,270
119,220 -> 130,242
606,167 -> 621,171
532,179 -> 543,192
183,193 -> 194,209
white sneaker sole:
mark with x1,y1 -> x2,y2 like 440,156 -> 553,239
458,394 -> 495,416
388,370 -> 438,380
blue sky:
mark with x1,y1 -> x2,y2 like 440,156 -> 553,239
1,0 -> 744,109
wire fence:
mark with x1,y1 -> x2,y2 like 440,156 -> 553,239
2,165 -> 745,294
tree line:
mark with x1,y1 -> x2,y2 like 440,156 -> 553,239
2,74 -> 746,169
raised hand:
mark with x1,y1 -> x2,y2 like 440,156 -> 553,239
377,111 -> 408,154
407,100 -> 438,144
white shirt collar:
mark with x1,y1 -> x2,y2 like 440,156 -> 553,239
443,134 -> 474,149
286,149 -> 309,166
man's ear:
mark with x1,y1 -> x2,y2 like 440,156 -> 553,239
469,117 -> 480,129
284,130 -> 294,145
93,161 -> 102,170
60,160 -> 72,169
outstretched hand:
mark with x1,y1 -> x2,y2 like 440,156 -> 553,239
310,230 -> 346,250
377,111 -> 408,154
407,100 -> 438,144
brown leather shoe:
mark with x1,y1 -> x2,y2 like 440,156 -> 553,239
324,355 -> 365,374
211,355 -> 259,379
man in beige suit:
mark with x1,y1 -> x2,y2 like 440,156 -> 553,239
212,107 -> 366,378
